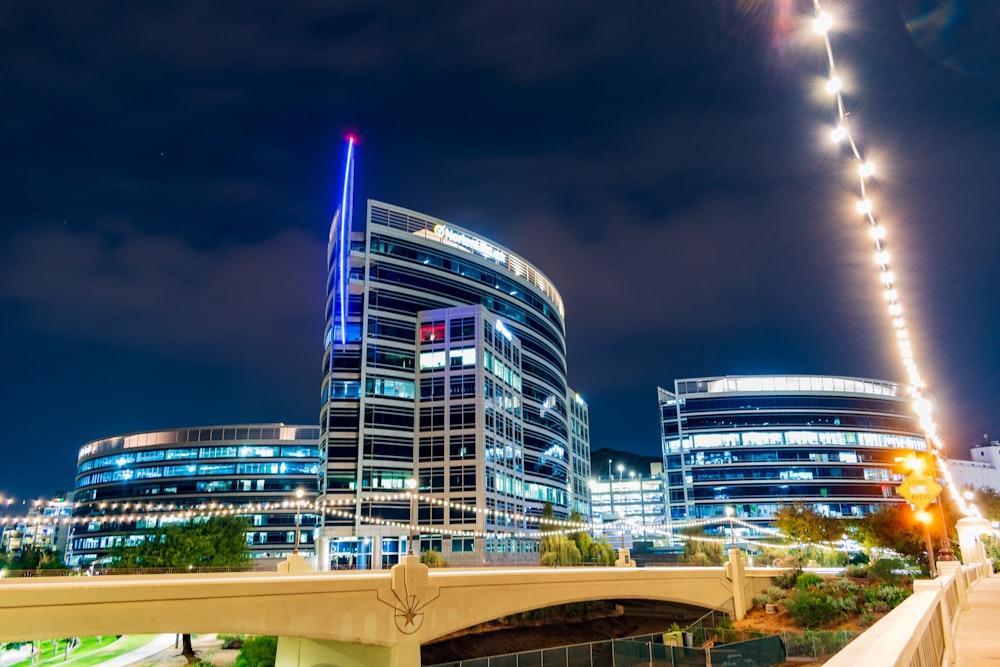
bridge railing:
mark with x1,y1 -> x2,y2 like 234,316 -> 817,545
824,561 -> 990,667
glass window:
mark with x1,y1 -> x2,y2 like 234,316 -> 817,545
420,322 -> 445,343
450,347 -> 476,368
419,350 -> 446,370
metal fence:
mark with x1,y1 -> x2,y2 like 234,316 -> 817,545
428,629 -> 787,667
428,604 -> 863,667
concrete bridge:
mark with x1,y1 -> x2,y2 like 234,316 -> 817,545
0,550 -> 775,667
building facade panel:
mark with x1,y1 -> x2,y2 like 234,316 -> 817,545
319,200 -> 588,568
69,424 -> 319,566
659,375 -> 927,527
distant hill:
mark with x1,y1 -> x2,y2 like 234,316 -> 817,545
590,447 -> 661,480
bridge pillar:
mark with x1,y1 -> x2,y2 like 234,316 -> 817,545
956,517 -> 992,567
938,561 -> 969,611
615,548 -> 636,567
317,532 -> 330,572
275,636 -> 420,667
725,548 -> 747,621
277,554 -> 314,574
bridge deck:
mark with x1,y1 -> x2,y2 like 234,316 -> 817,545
955,575 -> 1000,667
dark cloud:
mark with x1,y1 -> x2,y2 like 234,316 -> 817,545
0,0 -> 998,499
0,225 -> 324,369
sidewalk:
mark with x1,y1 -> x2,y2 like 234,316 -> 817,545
0,647 -> 32,667
87,635 -> 176,667
954,576 -> 1000,666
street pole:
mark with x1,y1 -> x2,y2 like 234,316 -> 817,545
405,478 -> 417,555
725,506 -> 735,552
917,510 -> 938,578
608,459 -> 615,519
617,464 -> 625,548
932,455 -> 956,561
293,488 -> 304,555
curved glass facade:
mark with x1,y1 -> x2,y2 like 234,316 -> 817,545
69,424 -> 320,566
319,200 -> 590,567
659,375 -> 927,525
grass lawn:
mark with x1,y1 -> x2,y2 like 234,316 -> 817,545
6,635 -> 158,667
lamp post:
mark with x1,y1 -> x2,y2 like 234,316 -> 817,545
916,510 -> 938,578
293,488 -> 304,555
405,478 -> 417,555
933,458 -> 957,562
725,506 -> 735,552
607,460 -> 616,520
616,465 -> 625,548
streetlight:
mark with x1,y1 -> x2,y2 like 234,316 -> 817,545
405,478 -> 417,555
293,488 -> 304,555
725,506 -> 735,552
607,461 -> 616,521
932,458 -> 957,562
916,510 -> 938,578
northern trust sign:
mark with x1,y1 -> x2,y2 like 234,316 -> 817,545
433,224 -> 508,264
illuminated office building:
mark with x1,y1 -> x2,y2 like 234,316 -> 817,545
68,424 -> 319,566
319,199 -> 589,568
588,464 -> 667,549
659,375 -> 927,525
0,494 -> 74,559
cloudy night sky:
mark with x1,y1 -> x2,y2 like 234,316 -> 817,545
2,1 -> 999,502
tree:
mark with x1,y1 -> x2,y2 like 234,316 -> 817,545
1,546 -> 68,571
853,504 -> 926,565
773,503 -> 844,546
679,528 -> 724,566
108,516 -> 251,662
234,636 -> 278,667
419,549 -> 448,567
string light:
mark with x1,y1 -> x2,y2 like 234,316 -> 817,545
810,1 -> 976,517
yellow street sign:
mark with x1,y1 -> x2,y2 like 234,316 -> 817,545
896,473 -> 943,511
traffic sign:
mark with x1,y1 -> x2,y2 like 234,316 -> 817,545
896,473 -> 943,510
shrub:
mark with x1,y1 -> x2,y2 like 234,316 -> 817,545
859,611 -> 874,626
845,564 -> 869,578
234,636 -> 278,667
868,558 -> 904,584
826,578 -> 861,595
831,595 -> 857,613
220,635 -> 245,650
864,584 -> 911,609
774,555 -> 805,589
420,549 -> 448,568
796,573 -> 824,590
784,590 -> 842,628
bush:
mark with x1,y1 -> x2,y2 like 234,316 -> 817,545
863,584 -> 911,609
796,573 -> 824,590
220,635 -> 245,650
785,630 -> 856,657
234,636 -> 278,667
868,558 -> 904,584
784,590 -> 842,628
845,564 -> 869,578
419,549 -> 448,568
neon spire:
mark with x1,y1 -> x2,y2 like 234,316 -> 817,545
336,135 -> 356,345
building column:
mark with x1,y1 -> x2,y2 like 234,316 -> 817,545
725,548 -> 748,621
275,636 -> 420,667
956,516 -> 992,567
316,531 -> 330,572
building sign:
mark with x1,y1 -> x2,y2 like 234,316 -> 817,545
433,224 -> 508,264
896,473 -> 942,511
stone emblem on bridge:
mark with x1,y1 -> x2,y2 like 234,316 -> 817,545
377,555 -> 440,635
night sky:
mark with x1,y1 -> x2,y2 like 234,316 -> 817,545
2,1 -> 999,502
